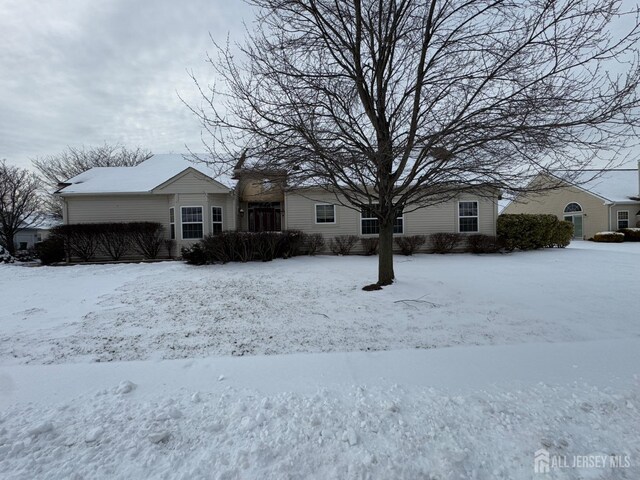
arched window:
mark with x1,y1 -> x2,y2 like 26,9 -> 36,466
564,202 -> 582,213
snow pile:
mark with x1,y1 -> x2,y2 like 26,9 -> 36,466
0,246 -> 14,264
0,380 -> 638,479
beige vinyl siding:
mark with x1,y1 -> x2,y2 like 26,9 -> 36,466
154,169 -> 230,195
285,190 -> 497,252
503,178 -> 609,239
65,195 -> 170,225
610,204 -> 640,230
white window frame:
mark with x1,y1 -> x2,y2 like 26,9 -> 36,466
458,200 -> 479,233
211,206 -> 223,234
180,206 -> 204,240
169,207 -> 176,240
359,204 -> 404,235
617,210 -> 629,229
314,204 -> 336,224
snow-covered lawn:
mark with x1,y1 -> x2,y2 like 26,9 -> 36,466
2,241 -> 639,365
1,241 -> 639,478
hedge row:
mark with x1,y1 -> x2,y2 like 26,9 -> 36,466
497,214 -> 573,250
617,228 -> 640,242
181,230 -> 314,264
592,231 -> 625,243
42,222 -> 169,263
183,231 -> 511,264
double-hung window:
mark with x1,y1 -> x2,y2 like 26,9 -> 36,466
181,206 -> 204,239
360,205 -> 403,234
212,206 -> 223,234
315,204 -> 335,224
617,211 -> 629,229
458,201 -> 479,232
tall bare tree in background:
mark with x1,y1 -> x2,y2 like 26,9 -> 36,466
0,160 -> 43,255
33,143 -> 152,218
189,0 -> 640,286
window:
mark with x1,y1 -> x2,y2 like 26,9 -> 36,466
564,203 -> 582,213
459,201 -> 479,232
212,206 -> 223,234
181,206 -> 203,239
360,205 -> 403,234
617,211 -> 629,229
169,207 -> 175,240
315,204 -> 335,224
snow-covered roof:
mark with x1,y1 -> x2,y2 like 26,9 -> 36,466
557,169 -> 639,203
57,154 -> 234,194
21,215 -> 62,230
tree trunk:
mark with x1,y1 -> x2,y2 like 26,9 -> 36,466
377,219 -> 395,285
4,233 -> 15,256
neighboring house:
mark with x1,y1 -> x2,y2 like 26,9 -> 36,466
15,216 -> 60,250
56,154 -> 500,254
502,163 -> 640,239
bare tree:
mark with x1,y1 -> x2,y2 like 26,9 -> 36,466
33,143 -> 152,218
0,160 -> 43,255
189,0 -> 640,286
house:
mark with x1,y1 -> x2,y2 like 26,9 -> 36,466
502,163 -> 640,239
56,154 -> 500,254
14,216 -> 60,250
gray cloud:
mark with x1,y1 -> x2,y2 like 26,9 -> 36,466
0,0 -> 255,168
1,1 -> 638,170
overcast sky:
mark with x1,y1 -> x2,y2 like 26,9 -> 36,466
0,0 -> 256,169
1,1 -> 639,170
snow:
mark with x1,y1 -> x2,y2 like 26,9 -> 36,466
1,242 -> 639,478
58,154 -> 234,194
2,242 -> 639,365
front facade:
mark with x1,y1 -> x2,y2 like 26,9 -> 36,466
285,189 -> 497,252
57,154 -> 499,255
503,166 -> 640,240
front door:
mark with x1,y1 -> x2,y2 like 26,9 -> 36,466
564,214 -> 583,238
248,202 -> 282,232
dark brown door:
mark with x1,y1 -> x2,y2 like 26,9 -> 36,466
248,202 -> 282,232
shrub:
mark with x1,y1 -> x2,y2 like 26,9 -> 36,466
395,235 -> 427,255
255,231 -> 281,261
13,249 -> 36,262
34,237 -> 66,265
330,235 -> 358,255
306,233 -> 325,255
0,245 -> 14,264
51,222 -> 165,262
430,232 -> 462,253
230,231 -> 255,262
51,224 -> 100,262
97,223 -> 132,260
592,231 -> 625,243
181,243 -> 209,265
549,221 -> 573,248
130,222 -> 165,259
467,234 -> 502,253
278,230 -> 307,258
617,228 -> 640,242
361,237 -> 379,255
497,214 -> 558,251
